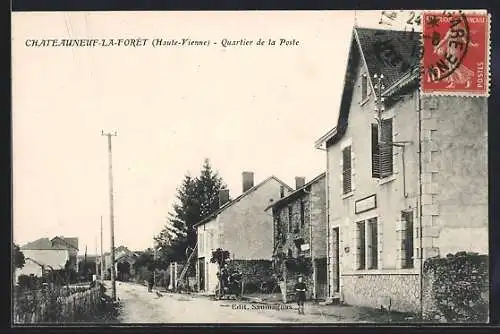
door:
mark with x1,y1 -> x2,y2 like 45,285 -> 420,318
198,258 -> 205,291
315,258 -> 328,299
331,227 -> 340,294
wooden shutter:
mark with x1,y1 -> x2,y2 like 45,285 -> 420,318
371,124 -> 380,178
380,118 -> 393,177
342,146 -> 352,194
401,211 -> 414,268
356,221 -> 366,270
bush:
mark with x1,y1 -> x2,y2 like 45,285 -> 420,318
423,251 -> 489,323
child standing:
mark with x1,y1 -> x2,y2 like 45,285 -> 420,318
294,276 -> 307,315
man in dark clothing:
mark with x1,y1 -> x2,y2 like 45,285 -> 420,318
294,276 -> 307,315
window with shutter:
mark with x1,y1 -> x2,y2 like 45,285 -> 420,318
356,221 -> 366,270
401,211 -> 414,269
342,146 -> 352,194
288,206 -> 293,233
372,119 -> 393,179
371,124 -> 380,178
380,118 -> 393,177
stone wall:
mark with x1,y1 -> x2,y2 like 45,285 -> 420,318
341,274 -> 420,313
422,252 -> 489,323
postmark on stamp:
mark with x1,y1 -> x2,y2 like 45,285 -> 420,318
421,10 -> 490,96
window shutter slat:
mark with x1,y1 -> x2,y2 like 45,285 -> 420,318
343,146 -> 352,194
371,124 -> 380,178
380,119 -> 393,177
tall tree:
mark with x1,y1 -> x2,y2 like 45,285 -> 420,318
155,159 -> 226,263
12,243 -> 25,278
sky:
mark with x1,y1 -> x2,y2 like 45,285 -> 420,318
12,10 -> 418,254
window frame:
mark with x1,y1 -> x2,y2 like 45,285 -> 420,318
355,217 -> 379,271
401,211 -> 415,269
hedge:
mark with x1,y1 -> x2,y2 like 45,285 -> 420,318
422,251 -> 489,323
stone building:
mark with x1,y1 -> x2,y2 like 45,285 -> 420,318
266,173 -> 327,301
314,27 -> 488,313
194,172 -> 293,294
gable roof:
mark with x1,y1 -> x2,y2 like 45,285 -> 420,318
21,237 -> 79,251
23,249 -> 69,270
315,27 -> 420,149
193,176 -> 293,228
265,172 -> 326,211
51,236 -> 79,250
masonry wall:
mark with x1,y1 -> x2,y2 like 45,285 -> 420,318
310,177 -> 327,259
419,96 -> 488,258
220,179 -> 291,261
341,274 -> 420,313
276,193 -> 312,259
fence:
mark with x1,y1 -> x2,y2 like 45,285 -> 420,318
13,283 -> 104,324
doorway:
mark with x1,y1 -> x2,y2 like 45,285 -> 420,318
331,227 -> 340,294
198,258 -> 205,291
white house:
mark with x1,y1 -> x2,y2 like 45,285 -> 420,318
315,27 -> 488,313
194,172 -> 293,293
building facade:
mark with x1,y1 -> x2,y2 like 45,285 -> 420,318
315,28 -> 488,313
17,236 -> 79,282
266,173 -> 328,300
195,172 -> 293,293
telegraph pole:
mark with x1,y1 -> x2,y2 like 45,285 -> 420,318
102,130 -> 117,300
95,236 -> 98,279
100,216 -> 104,282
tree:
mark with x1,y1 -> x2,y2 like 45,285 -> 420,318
155,159 -> 227,264
210,248 -> 231,298
12,244 -> 25,276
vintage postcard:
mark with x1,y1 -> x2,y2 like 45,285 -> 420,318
11,9 -> 490,325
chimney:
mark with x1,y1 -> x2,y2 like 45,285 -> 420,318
295,177 -> 306,189
242,171 -> 254,193
219,189 -> 230,207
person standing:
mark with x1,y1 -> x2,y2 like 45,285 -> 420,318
294,276 -> 307,315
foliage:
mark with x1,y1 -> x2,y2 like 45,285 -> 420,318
18,275 -> 43,290
12,244 -> 25,277
423,251 -> 489,323
210,248 -> 231,267
228,259 -> 276,293
155,159 -> 227,264
77,260 -> 97,279
284,256 -> 313,276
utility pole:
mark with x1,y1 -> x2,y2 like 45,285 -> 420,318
100,215 -> 104,282
153,238 -> 156,288
95,236 -> 98,279
102,130 -> 117,301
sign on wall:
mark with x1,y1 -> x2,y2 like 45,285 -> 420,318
355,194 -> 377,214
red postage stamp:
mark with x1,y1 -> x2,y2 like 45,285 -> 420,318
421,10 -> 490,96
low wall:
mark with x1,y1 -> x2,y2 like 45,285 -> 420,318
227,259 -> 273,293
341,273 -> 420,313
422,252 -> 489,323
13,284 -> 104,323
